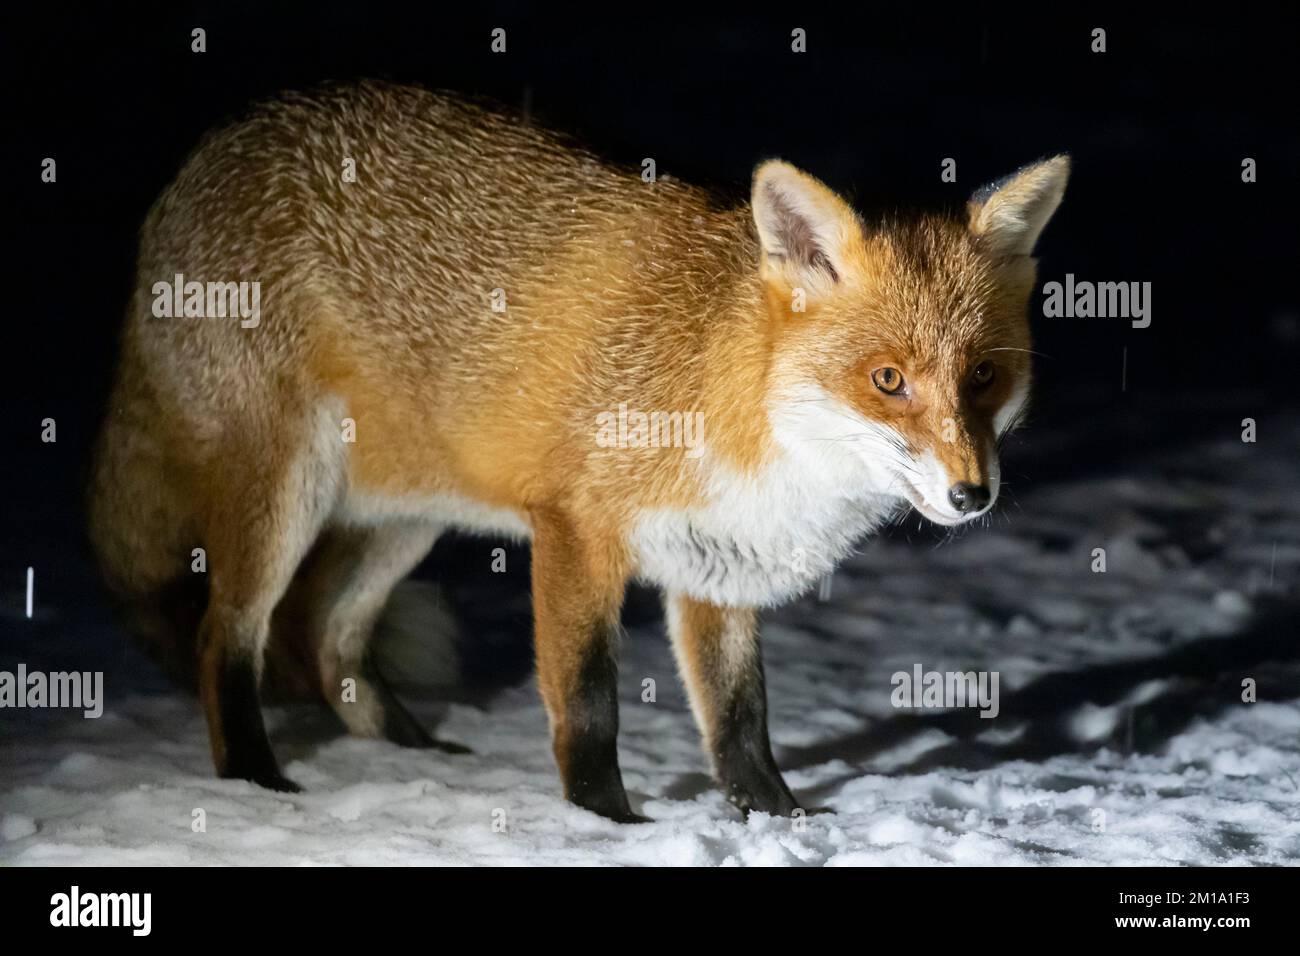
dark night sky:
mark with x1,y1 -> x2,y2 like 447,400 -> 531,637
1,6 -> 1296,665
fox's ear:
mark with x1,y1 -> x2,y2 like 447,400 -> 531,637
751,160 -> 865,291
968,155 -> 1070,257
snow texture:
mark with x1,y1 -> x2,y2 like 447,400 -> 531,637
3,410 -> 1299,865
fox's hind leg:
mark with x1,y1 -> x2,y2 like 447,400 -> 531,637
303,521 -> 469,752
666,593 -> 799,817
197,404 -> 344,792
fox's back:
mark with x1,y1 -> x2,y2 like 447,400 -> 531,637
139,85 -> 744,359
127,83 -> 758,511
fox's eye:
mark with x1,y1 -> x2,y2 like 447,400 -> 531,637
970,362 -> 995,388
872,367 -> 905,395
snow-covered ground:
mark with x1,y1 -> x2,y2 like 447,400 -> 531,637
3,404 -> 1299,865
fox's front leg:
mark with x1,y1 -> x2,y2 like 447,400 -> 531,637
667,593 -> 799,817
530,508 -> 644,822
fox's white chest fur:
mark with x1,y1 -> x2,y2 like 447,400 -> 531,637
629,386 -> 903,607
629,460 -> 894,607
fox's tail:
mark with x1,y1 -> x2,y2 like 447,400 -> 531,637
369,580 -> 462,693
88,359 -> 208,689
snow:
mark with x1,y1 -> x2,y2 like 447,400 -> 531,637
3,408 -> 1299,865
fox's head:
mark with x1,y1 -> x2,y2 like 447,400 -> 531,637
752,156 -> 1069,526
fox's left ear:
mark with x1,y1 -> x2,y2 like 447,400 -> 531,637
751,160 -> 866,293
968,155 -> 1070,257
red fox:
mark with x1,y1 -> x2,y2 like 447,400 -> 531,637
89,82 -> 1068,821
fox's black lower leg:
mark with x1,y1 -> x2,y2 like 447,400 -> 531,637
531,509 -> 644,823
668,594 -> 799,817
551,630 -> 645,822
711,657 -> 797,816
201,614 -> 299,793
369,661 -> 471,754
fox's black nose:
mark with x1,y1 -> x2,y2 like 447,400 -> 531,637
948,482 -> 991,514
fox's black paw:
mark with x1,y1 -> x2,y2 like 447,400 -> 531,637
727,782 -> 800,820
570,791 -> 651,824
226,769 -> 302,793
429,738 -> 473,755
378,695 -> 470,754
258,773 -> 303,794
606,808 -> 653,825
383,716 -> 472,754
729,789 -> 831,820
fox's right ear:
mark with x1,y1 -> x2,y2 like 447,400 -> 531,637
968,155 -> 1070,257
751,160 -> 866,294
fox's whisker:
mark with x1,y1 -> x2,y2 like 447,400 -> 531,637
984,346 -> 1053,360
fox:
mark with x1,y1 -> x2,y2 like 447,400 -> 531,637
88,81 -> 1068,822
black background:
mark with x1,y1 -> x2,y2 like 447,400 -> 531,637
1,5 -> 1296,679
